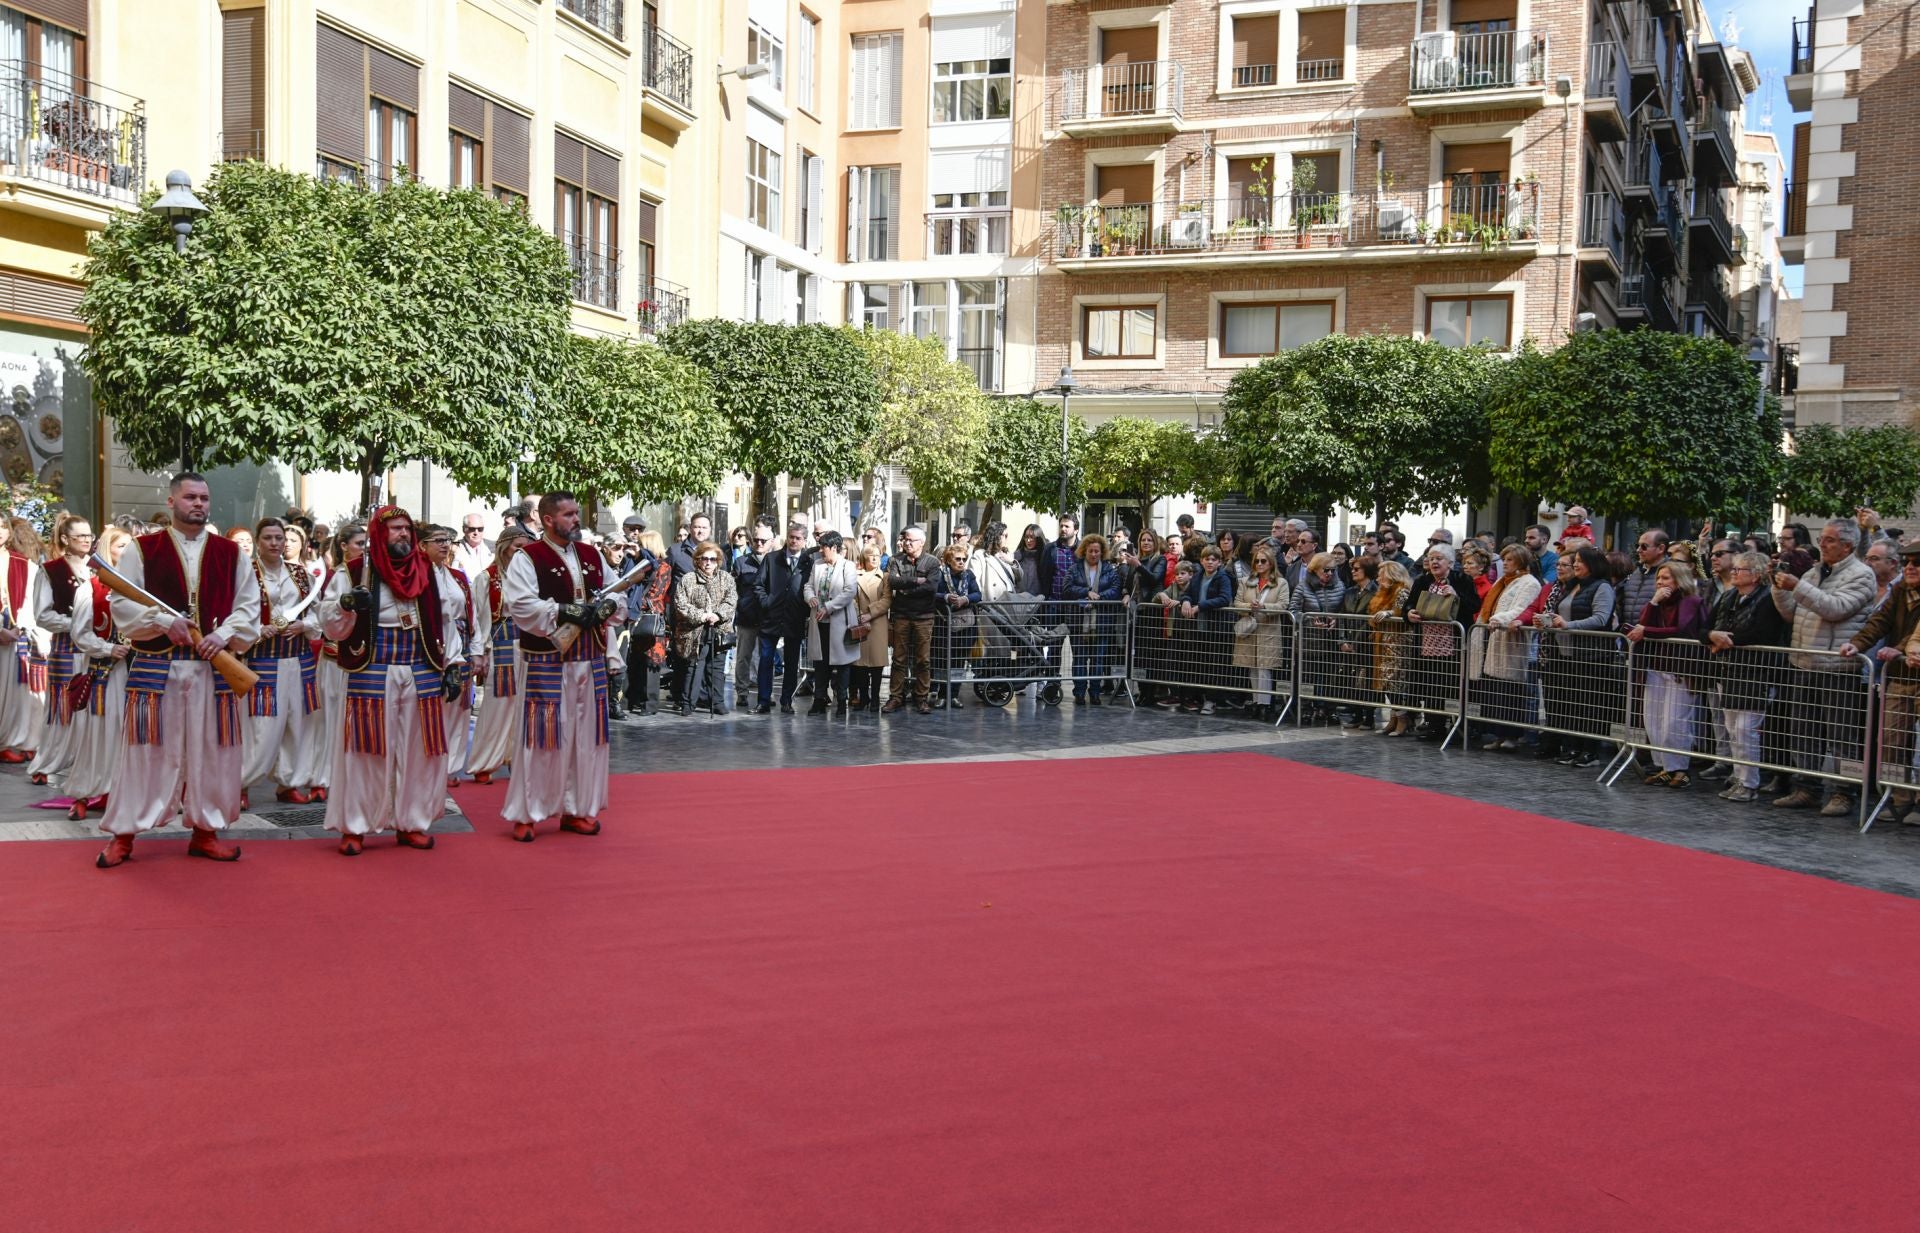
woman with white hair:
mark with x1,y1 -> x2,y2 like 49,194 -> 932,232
1401,543 -> 1474,741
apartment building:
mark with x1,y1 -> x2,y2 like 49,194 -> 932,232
2,0 -> 721,528
1026,0 -> 1753,532
1778,0 -> 1919,444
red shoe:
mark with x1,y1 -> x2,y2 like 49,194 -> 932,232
67,800 -> 87,822
94,833 -> 134,868
559,815 -> 601,836
311,786 -> 328,802
471,770 -> 492,786
395,830 -> 435,850
186,829 -> 242,862
510,822 -> 536,843
0,749 -> 29,764
28,772 -> 47,785
87,794 -> 108,811
275,787 -> 312,805
240,789 -> 250,810
447,776 -> 461,789
338,833 -> 363,856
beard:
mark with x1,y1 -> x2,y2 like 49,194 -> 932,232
388,541 -> 413,561
176,508 -> 208,527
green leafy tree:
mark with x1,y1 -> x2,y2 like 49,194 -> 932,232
658,319 -> 883,516
971,397 -> 1088,517
1216,334 -> 1496,524
1085,417 -> 1202,522
1488,329 -> 1781,523
1778,424 -> 1920,519
517,335 -> 729,510
849,328 -> 991,517
79,162 -> 573,507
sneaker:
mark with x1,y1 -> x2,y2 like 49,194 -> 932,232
1497,738 -> 1522,752
1819,794 -> 1855,818
1199,702 -> 1217,715
1555,751 -> 1579,765
1720,786 -> 1759,803
1771,788 -> 1819,810
1902,807 -> 1920,826
1573,752 -> 1600,768
1698,763 -> 1733,782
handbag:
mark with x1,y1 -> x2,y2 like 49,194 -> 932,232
634,610 -> 667,639
1234,613 -> 1259,637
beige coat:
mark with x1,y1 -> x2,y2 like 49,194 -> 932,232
852,568 -> 891,668
1231,576 -> 1291,669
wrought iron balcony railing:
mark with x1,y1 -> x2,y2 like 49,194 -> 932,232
638,280 -> 688,333
642,23 -> 693,110
0,62 -> 146,205
1581,190 -> 1625,264
1053,62 -> 1184,126
560,0 -> 624,42
567,240 -> 621,310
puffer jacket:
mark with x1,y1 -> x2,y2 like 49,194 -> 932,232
1772,553 -> 1875,671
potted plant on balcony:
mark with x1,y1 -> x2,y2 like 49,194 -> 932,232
40,96 -> 112,185
1246,159 -> 1276,250
1290,160 -> 1320,249
1054,205 -> 1085,257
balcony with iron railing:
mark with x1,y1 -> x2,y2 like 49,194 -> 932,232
220,128 -> 264,164
567,240 -> 621,311
1047,185 -> 1543,269
1688,187 -> 1737,266
1642,180 -> 1686,272
638,279 -> 688,334
0,62 -> 146,213
1408,29 -> 1549,112
1685,268 -> 1734,339
1584,41 -> 1629,141
927,209 -> 1011,257
560,0 -> 624,42
1693,99 -> 1736,184
957,344 -> 1001,394
1580,190 -> 1626,274
641,23 -> 693,116
1052,62 -> 1184,133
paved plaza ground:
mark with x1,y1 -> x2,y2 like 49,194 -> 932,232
8,693 -> 1919,899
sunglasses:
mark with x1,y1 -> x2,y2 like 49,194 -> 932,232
463,525 -> 484,532
697,555 -> 721,564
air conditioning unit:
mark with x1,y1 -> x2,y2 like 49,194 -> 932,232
1167,215 -> 1210,247
1376,200 -> 1416,241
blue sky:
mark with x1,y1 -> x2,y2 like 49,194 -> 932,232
1720,0 -> 1803,137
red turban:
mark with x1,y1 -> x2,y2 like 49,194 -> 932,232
370,506 -> 432,601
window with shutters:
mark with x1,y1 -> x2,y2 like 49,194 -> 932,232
932,59 -> 1010,124
796,149 -> 823,254
796,12 -> 819,113
748,21 -> 784,92
848,33 -> 903,130
315,25 -> 418,189
221,8 -> 266,162
448,84 -> 531,209
746,138 -> 782,233
956,281 -> 1002,391
1229,15 -> 1279,88
847,166 -> 899,262
555,133 -> 621,310
852,284 -> 901,331
1295,9 -> 1346,82
366,99 -> 415,190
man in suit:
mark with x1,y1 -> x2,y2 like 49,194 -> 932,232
753,518 -> 811,714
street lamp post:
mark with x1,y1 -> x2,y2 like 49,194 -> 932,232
1056,365 -> 1077,518
1746,335 -> 1771,419
148,171 -> 210,468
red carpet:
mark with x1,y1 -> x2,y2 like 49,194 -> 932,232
5,753 -> 1919,1232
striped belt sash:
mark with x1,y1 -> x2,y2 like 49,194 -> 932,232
490,619 -> 518,696
520,648 -> 607,751
247,633 -> 320,717
126,645 -> 240,748
342,626 -> 447,758
44,632 -> 78,724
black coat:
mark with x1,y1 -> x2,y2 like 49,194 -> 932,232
732,551 -> 767,628
754,550 -> 810,631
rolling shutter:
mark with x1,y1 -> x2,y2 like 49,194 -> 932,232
368,45 -> 418,108
315,24 -> 366,164
492,106 -> 531,196
15,1 -> 86,33
449,83 -> 487,137
555,132 -> 587,184
637,199 -> 658,247
222,9 -> 266,155
586,146 -> 620,198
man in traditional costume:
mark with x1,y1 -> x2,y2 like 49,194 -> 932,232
65,526 -> 134,823
423,524 -> 485,786
318,506 -> 467,856
95,473 -> 260,868
502,491 -> 621,842
27,515 -> 91,784
465,529 -> 530,785
240,518 -> 324,805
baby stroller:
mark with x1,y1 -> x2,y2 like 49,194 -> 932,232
972,592 -> 1066,707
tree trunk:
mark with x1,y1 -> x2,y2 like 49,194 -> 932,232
359,445 -> 389,516
1372,484 -> 1388,530
751,472 -> 777,523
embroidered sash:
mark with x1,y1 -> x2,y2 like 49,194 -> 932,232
342,626 -> 448,758
125,647 -> 240,748
520,638 -> 607,751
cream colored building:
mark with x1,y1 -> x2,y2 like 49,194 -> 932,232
3,0 -> 721,531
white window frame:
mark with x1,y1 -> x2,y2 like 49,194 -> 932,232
846,165 -> 900,262
927,190 -> 1011,257
748,21 -> 786,92
746,137 -> 782,234
932,57 -> 1012,125
797,11 -> 820,113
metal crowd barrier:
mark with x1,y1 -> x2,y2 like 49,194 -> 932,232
1463,624 -> 1630,769
1871,659 -> 1920,832
938,596 -> 1134,707
1128,600 -> 1294,718
1297,612 -> 1467,747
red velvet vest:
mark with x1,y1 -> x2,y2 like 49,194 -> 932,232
42,557 -> 81,618
130,531 -> 240,654
89,577 -> 115,640
518,539 -> 605,654
336,555 -> 447,672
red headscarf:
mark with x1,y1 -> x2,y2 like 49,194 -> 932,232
370,505 -> 432,600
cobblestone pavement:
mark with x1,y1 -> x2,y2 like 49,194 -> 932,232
8,692 -> 1918,898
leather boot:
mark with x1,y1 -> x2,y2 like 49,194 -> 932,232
395,829 -> 435,849
95,833 -> 134,868
187,828 -> 242,861
559,814 -> 601,836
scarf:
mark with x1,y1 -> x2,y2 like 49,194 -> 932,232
369,505 -> 432,601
